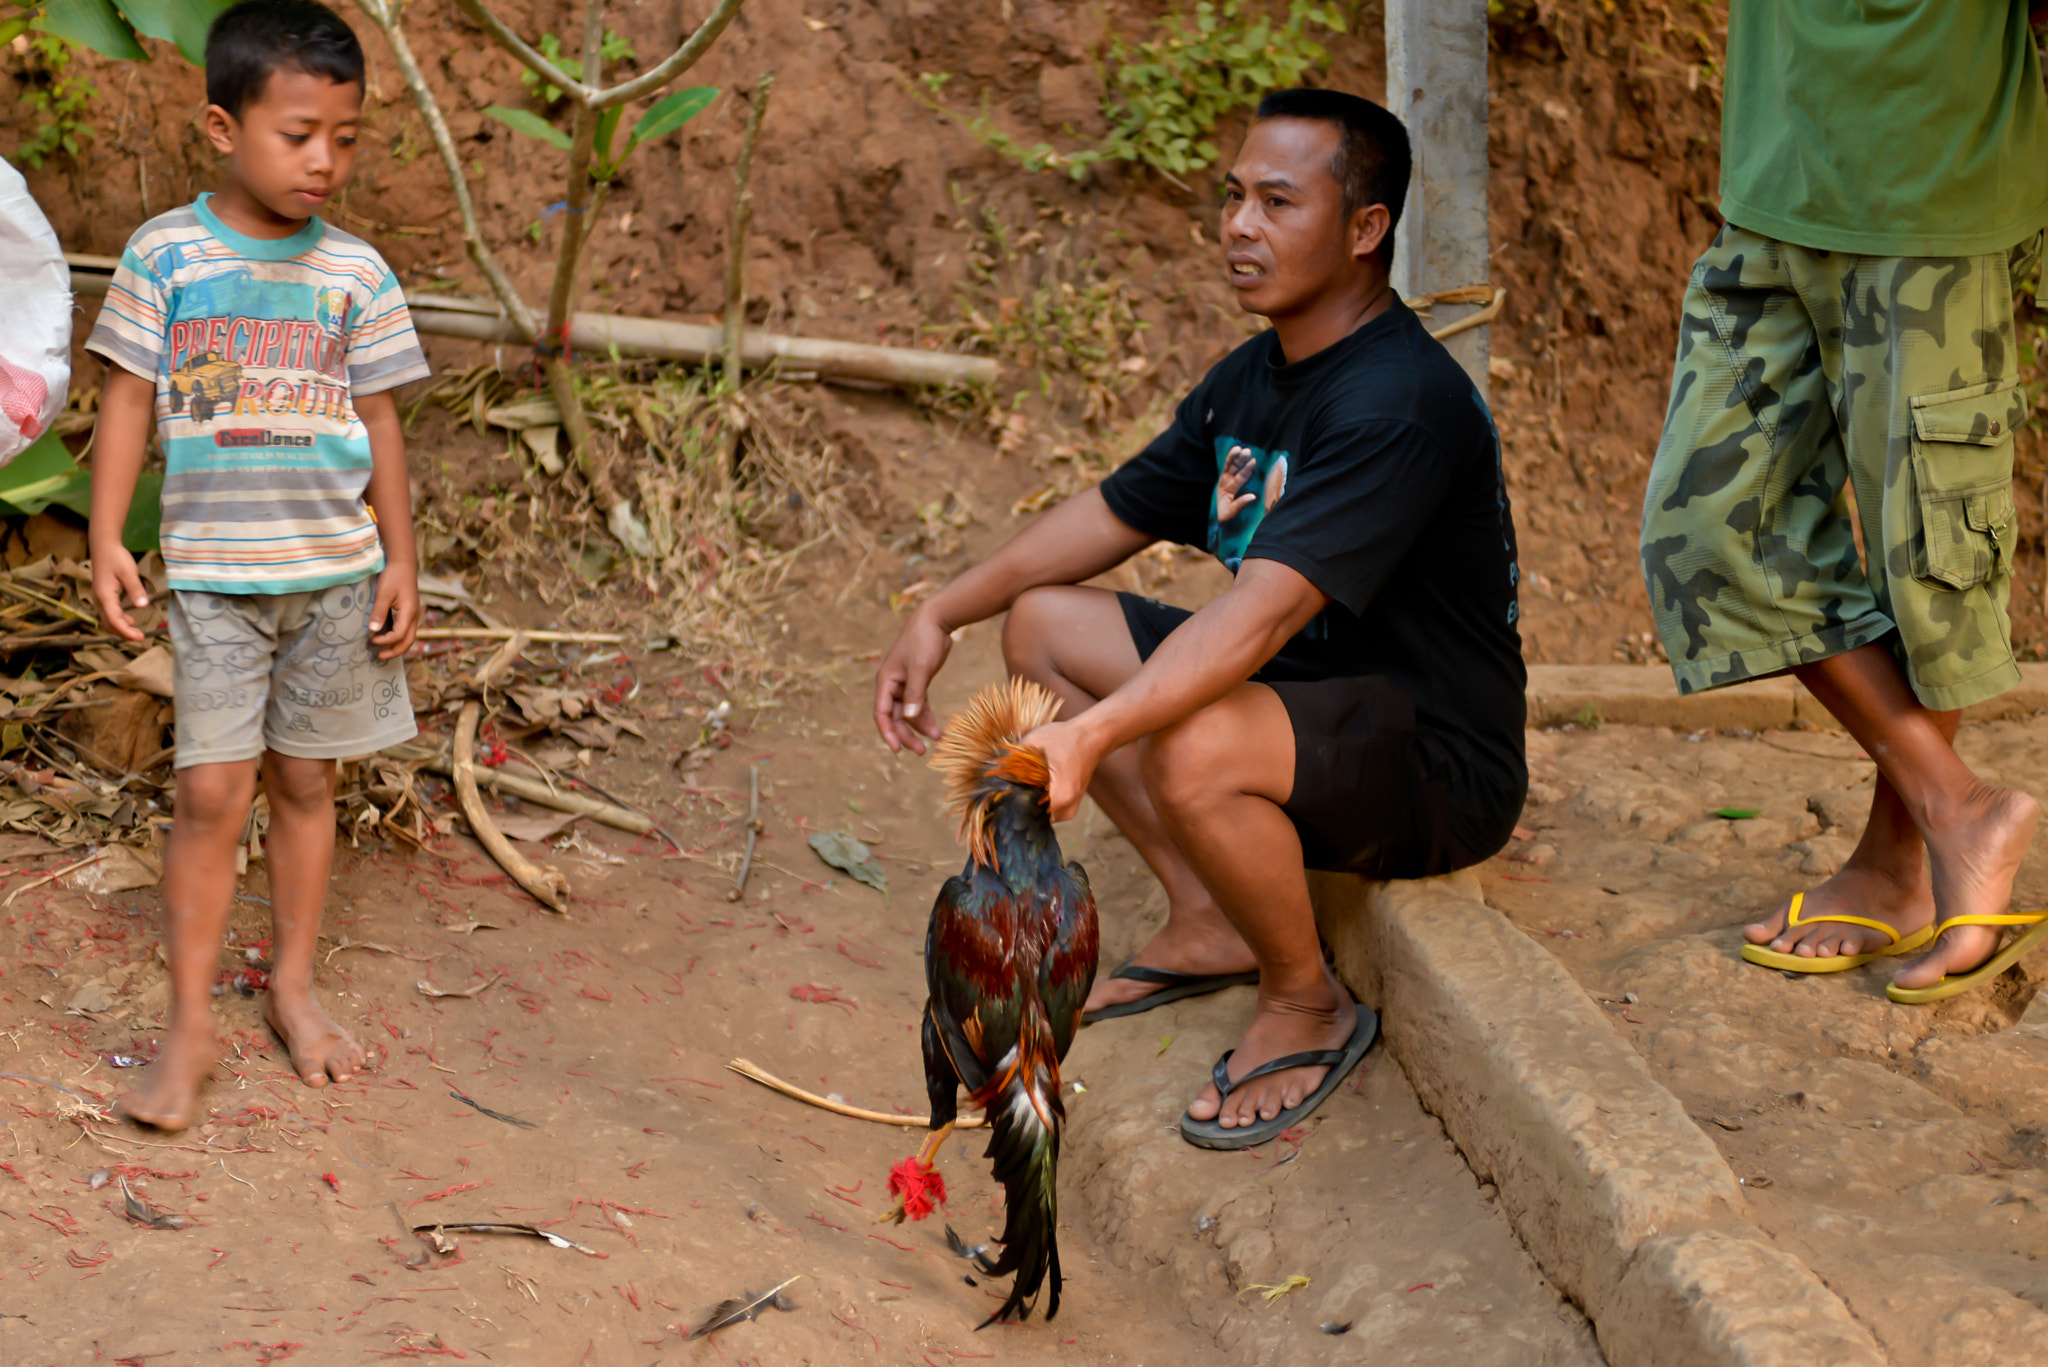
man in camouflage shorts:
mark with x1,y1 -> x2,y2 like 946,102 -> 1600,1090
1639,1 -> 2048,1002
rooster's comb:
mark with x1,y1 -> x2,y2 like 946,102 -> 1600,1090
929,678 -> 1062,864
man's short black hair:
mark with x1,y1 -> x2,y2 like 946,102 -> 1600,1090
206,0 -> 365,120
1253,88 -> 1411,266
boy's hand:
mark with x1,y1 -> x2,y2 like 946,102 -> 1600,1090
369,568 -> 420,660
91,545 -> 151,643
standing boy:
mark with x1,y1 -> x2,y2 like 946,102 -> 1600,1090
1639,2 -> 2048,1001
87,0 -> 428,1128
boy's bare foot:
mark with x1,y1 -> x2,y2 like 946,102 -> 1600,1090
263,989 -> 366,1087
1184,967 -> 1353,1130
1743,861 -> 1933,958
114,1019 -> 219,1132
1891,784 -> 2039,991
1083,899 -> 1258,1016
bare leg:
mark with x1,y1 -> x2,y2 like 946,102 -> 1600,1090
259,752 -> 364,1085
1765,644 -> 2035,987
116,760 -> 258,1131
1142,685 -> 1354,1130
1002,588 -> 1256,1013
1741,712 -> 1950,958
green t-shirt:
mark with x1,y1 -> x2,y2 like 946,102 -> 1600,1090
1721,1 -> 2048,257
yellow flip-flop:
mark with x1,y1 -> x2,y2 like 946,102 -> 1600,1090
1885,910 -> 2048,1005
1740,891 -> 1937,973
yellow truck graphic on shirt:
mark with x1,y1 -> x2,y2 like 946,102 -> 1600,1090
168,349 -> 243,422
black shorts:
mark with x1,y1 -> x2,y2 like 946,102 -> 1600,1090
1118,593 -> 1517,879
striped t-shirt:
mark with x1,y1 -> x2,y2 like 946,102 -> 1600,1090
86,194 -> 430,594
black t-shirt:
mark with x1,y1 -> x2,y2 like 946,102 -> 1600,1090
1100,298 -> 1526,798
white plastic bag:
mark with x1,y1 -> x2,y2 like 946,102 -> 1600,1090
0,158 -> 71,466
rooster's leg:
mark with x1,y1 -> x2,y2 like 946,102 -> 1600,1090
915,1120 -> 955,1168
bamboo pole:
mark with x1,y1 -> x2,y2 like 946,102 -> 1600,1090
68,261 -> 1000,389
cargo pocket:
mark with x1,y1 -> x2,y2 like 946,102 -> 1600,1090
1909,380 -> 2022,590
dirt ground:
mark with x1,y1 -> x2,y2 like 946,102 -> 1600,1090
1482,714 -> 2048,1362
0,612 -> 1601,1365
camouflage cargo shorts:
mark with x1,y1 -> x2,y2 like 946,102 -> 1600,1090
1639,223 -> 2040,712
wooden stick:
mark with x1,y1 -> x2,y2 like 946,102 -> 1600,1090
423,758 -> 652,835
414,628 -> 627,643
726,764 -> 760,902
1424,286 -> 1506,343
726,1058 -> 985,1129
453,701 -> 569,914
3,852 -> 105,907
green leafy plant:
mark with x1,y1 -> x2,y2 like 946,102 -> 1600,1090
517,27 -> 634,104
2,0 -> 234,64
9,32 -> 95,167
485,82 -> 717,181
921,0 -> 1345,183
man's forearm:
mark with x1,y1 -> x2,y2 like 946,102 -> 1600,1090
1074,559 -> 1327,755
921,487 -> 1154,631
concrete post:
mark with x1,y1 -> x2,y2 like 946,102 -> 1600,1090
1387,0 -> 1491,399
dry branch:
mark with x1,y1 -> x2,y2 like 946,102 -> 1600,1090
424,759 -> 653,836
452,701 -> 570,913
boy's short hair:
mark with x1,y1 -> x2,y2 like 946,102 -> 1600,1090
1254,89 -> 1411,266
206,0 -> 365,120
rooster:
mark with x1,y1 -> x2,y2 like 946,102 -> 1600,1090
882,678 -> 1099,1327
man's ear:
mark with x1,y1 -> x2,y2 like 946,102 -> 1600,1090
1349,203 -> 1391,264
202,105 -> 239,156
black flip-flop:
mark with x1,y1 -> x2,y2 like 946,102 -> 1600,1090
1178,1003 -> 1378,1150
1080,960 -> 1260,1025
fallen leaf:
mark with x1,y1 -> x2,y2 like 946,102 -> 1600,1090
416,972 -> 504,1000
808,831 -> 887,894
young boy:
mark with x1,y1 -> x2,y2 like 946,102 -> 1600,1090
87,0 -> 428,1129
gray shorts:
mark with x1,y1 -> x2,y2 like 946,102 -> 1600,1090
168,577 -> 417,769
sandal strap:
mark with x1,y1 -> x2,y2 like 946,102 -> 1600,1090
1112,963 -> 1207,987
1785,891 -> 1904,947
1926,909 -> 2048,938
1211,1046 -> 1351,1100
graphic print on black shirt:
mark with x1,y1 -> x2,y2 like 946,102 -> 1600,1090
1099,297 -> 1526,807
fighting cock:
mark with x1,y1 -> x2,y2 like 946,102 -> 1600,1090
882,678 -> 1099,1327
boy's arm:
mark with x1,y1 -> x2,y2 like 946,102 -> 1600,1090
357,389 -> 419,661
88,365 -> 158,642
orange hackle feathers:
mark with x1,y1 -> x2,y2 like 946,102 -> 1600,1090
930,678 -> 1062,867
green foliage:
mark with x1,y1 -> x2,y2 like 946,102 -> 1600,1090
937,196 -> 1150,425
0,429 -> 159,550
485,85 -> 719,181
8,33 -> 95,169
518,28 -> 636,104
922,0 -> 1345,183
4,0 -> 233,64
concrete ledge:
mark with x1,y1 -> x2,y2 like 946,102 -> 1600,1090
1311,870 -> 1886,1367
1527,661 -> 2048,731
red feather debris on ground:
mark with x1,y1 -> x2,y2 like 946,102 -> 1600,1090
886,1156 -> 947,1222
878,679 -> 1100,1328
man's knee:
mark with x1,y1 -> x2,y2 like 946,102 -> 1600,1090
1141,709 -> 1237,819
1000,586 -> 1064,679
